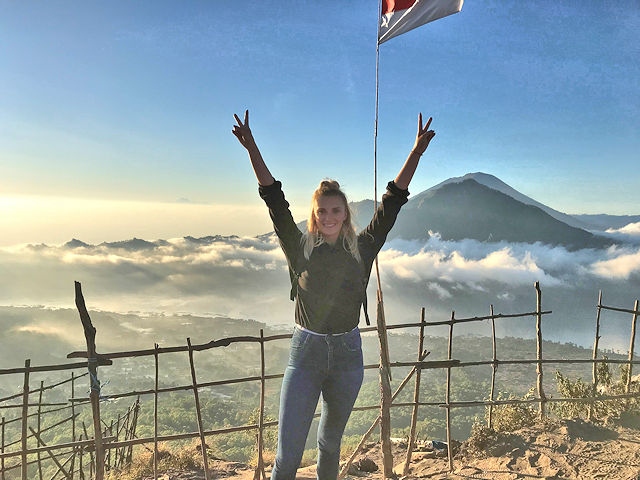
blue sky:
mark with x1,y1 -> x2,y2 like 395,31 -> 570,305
1,1 -> 638,246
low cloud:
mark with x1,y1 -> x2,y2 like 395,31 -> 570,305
1,233 -> 639,346
590,245 -> 640,280
599,222 -> 640,245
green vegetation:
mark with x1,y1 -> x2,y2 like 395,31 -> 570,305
553,359 -> 640,421
2,323 -> 636,479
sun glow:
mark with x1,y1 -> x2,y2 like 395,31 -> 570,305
0,195 -> 282,247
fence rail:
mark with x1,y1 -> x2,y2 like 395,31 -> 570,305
1,282 -> 639,480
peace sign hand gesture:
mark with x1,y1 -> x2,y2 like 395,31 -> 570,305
412,113 -> 436,156
231,109 -> 275,186
232,109 -> 257,151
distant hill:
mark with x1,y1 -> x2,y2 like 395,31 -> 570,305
570,214 -> 640,231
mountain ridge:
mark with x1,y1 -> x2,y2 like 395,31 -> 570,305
350,173 -> 616,249
55,173 -> 635,250
417,172 -> 594,230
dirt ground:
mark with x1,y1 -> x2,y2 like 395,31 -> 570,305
146,418 -> 640,480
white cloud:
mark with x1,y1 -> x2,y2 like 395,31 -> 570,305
380,238 -> 563,287
598,222 -> 640,245
590,245 -> 640,280
615,222 -> 640,236
1,234 -> 640,330
2,233 -> 640,353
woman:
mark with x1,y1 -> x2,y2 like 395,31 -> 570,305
232,110 -> 435,480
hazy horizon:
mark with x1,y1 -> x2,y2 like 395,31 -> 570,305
3,173 -> 640,248
2,222 -> 640,356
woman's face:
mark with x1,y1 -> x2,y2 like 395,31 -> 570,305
314,195 -> 348,244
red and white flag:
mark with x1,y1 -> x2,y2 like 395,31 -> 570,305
378,0 -> 464,44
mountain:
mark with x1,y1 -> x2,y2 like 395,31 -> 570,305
350,174 -> 612,249
422,172 -> 594,230
266,172 -> 627,248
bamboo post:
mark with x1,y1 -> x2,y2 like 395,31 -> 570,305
187,337 -> 211,480
403,307 -> 426,476
126,398 -> 140,466
123,401 -> 130,466
111,416 -> 119,469
70,372 -> 77,479
590,290 -> 603,420
118,407 -> 129,467
488,304 -> 497,429
445,312 -> 454,472
626,299 -> 639,394
74,281 -> 105,480
1,416 -> 5,480
37,380 -> 44,480
104,420 -> 112,471
153,343 -> 160,480
535,281 -> 546,418
253,330 -> 266,480
21,359 -> 30,480
376,290 -> 393,478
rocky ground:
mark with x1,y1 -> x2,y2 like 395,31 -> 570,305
145,418 -> 640,480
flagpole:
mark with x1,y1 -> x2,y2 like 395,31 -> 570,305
373,2 -> 389,375
374,3 -> 381,206
372,4 -> 396,478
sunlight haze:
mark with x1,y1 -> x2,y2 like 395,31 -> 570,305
1,1 -> 638,246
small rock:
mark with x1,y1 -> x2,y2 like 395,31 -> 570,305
356,457 -> 379,472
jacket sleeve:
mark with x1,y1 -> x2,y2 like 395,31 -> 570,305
360,180 -> 410,255
258,180 -> 304,273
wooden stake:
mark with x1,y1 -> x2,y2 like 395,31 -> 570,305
376,291 -> 393,478
21,359 -> 30,480
590,290 -> 603,420
253,330 -> 266,480
488,304 -> 497,429
403,307 -> 426,476
535,281 -> 546,418
74,281 -> 105,480
153,343 -> 160,480
70,372 -> 77,479
445,312 -> 454,472
627,299 -> 639,394
36,380 -> 44,480
2,416 -> 6,480
187,337 -> 210,480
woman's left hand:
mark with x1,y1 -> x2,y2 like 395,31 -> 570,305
412,113 -> 436,156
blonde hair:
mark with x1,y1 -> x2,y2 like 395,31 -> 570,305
303,179 -> 360,262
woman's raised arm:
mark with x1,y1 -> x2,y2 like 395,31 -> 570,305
394,113 -> 436,190
232,110 -> 275,186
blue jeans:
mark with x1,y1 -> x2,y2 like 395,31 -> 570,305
271,326 -> 364,480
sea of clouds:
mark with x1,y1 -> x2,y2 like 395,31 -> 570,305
1,223 -> 640,351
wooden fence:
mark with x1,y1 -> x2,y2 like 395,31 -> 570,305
1,281 -> 639,479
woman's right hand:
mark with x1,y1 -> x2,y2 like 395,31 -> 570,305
232,109 -> 256,150
231,109 -> 275,186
